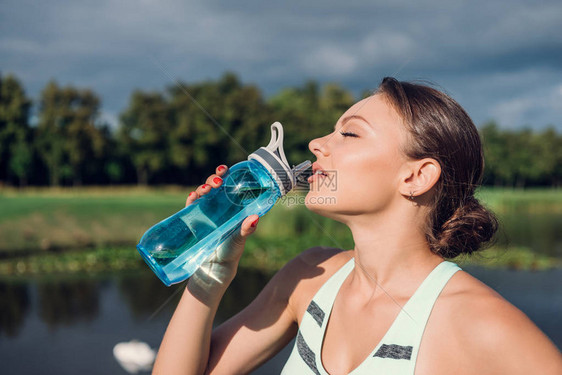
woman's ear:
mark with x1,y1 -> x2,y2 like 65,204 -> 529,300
399,158 -> 441,199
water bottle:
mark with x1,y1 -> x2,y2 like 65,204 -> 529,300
137,122 -> 312,286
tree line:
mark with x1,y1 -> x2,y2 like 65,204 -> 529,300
0,71 -> 560,188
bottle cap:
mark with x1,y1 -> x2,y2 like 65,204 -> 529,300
249,122 -> 309,196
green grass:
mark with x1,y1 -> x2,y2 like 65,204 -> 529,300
476,187 -> 562,213
0,247 -> 144,277
0,186 -> 355,255
0,186 -> 560,277
0,186 -> 187,253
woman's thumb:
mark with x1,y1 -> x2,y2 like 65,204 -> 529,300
240,215 -> 259,237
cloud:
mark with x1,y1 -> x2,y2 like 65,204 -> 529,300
302,45 -> 359,76
1,0 -> 561,130
490,83 -> 562,129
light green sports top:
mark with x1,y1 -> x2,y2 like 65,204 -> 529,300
280,258 -> 461,375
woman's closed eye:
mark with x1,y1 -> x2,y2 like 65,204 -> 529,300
340,131 -> 358,138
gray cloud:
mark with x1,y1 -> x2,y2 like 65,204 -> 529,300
1,0 -> 561,130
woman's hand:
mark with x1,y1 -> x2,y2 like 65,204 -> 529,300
186,164 -> 260,304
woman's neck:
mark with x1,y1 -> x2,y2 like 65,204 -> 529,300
344,205 -> 444,300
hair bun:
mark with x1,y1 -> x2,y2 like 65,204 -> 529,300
432,196 -> 498,258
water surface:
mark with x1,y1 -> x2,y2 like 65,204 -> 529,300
0,265 -> 560,374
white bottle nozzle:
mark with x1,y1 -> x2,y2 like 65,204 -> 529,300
264,122 -> 291,168
248,122 -> 306,196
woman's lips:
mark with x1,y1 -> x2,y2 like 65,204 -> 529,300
309,162 -> 328,184
307,170 -> 328,183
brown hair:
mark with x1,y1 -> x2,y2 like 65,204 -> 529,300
376,77 -> 498,258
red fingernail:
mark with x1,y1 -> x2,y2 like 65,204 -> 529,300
202,184 -> 209,189
218,165 -> 226,172
251,218 -> 259,228
213,177 -> 222,184
189,192 -> 195,198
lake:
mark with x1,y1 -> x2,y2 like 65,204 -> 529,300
0,264 -> 560,374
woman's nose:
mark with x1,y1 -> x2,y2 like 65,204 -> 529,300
308,135 -> 330,157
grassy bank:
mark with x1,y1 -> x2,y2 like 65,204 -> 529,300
0,186 -> 188,254
476,188 -> 562,213
0,186 -> 560,277
0,243 -> 558,280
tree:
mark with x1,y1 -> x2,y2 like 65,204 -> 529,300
9,135 -> 33,187
480,122 -> 511,186
165,72 -> 270,184
65,88 -> 103,185
533,127 -> 559,186
36,81 -> 67,186
0,73 -> 31,186
37,81 -> 105,186
119,91 -> 171,185
480,122 -> 562,187
509,128 -> 537,188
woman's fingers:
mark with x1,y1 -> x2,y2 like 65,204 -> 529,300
185,164 -> 228,207
216,164 -> 228,176
240,215 -> 259,237
203,164 -> 228,188
205,174 -> 223,188
215,214 -> 259,264
185,191 -> 198,206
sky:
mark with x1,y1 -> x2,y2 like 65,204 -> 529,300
1,0 -> 561,131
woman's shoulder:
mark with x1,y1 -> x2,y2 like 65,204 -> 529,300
271,246 -> 353,324
427,268 -> 562,374
442,269 -> 539,334
278,246 -> 352,280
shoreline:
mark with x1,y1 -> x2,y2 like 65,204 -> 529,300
0,244 -> 559,281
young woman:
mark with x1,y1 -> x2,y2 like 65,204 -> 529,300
153,77 -> 562,375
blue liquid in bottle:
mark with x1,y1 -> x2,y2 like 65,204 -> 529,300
137,122 -> 311,286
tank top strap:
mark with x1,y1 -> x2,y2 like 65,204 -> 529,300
309,257 -> 355,313
363,260 -> 461,374
399,260 -> 461,330
298,257 -> 355,354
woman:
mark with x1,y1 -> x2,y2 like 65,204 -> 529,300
153,77 -> 562,375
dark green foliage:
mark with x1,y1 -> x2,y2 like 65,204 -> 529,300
481,122 -> 562,187
0,74 -> 31,186
36,81 -> 110,186
0,71 -> 561,187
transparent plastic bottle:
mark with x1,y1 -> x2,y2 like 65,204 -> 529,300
137,122 -> 311,286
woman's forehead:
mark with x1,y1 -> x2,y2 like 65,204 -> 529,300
342,94 -> 403,128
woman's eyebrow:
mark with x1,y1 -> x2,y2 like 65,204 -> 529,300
334,115 -> 372,131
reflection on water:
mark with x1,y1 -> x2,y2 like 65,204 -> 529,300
0,267 -> 275,339
0,282 -> 30,337
115,267 -> 273,323
38,280 -> 99,330
117,274 -> 182,321
0,266 -> 560,374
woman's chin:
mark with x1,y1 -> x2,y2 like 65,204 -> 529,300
305,193 -> 338,215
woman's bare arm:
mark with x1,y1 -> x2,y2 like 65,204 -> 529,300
152,165 -> 262,374
461,292 -> 562,375
485,300 -> 561,374
153,243 -> 340,374
152,280 -> 226,374
152,244 -> 328,374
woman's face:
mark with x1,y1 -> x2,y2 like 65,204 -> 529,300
305,93 -> 410,220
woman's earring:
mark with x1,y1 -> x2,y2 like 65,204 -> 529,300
409,191 -> 415,201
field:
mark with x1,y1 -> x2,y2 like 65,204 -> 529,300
0,186 -> 560,277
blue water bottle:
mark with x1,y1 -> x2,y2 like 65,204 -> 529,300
137,122 -> 311,286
